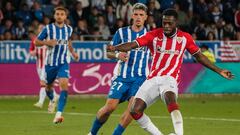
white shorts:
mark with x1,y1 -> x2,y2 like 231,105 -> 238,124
37,68 -> 46,81
135,75 -> 178,107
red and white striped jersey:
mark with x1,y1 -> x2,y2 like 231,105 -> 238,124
29,37 -> 47,69
136,28 -> 200,83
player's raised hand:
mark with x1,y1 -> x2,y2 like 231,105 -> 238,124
117,52 -> 128,62
47,39 -> 58,47
107,45 -> 116,52
219,69 -> 234,80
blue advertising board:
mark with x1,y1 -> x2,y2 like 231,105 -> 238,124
0,40 -> 231,63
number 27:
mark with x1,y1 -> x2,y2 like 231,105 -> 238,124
111,82 -> 123,91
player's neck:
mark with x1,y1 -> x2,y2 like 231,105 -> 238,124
54,22 -> 65,28
131,25 -> 144,32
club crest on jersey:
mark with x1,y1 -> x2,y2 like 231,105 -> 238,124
176,37 -> 183,44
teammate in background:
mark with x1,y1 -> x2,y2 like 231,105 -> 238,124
200,44 -> 216,63
107,9 -> 234,135
88,3 -> 162,135
35,6 -> 79,124
29,24 -> 58,109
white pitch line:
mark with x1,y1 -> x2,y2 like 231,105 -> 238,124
0,111 -> 240,122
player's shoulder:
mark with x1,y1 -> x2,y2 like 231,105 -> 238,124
145,28 -> 163,37
177,29 -> 192,38
117,26 -> 129,32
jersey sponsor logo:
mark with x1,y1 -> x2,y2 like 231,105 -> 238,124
57,40 -> 68,45
157,46 -> 180,55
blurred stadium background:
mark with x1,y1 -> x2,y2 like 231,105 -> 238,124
0,0 -> 240,135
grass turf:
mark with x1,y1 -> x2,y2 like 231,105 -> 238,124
0,95 -> 239,135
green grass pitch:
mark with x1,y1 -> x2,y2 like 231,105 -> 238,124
0,95 -> 239,135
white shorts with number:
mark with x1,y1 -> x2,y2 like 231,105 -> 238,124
135,75 -> 178,107
37,67 -> 46,81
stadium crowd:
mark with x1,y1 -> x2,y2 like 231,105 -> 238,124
0,0 -> 240,41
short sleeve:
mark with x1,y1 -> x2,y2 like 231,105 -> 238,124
37,26 -> 48,40
68,25 -> 73,38
185,33 -> 200,55
135,32 -> 153,48
110,30 -> 121,46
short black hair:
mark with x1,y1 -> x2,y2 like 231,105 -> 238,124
200,44 -> 209,50
162,8 -> 178,19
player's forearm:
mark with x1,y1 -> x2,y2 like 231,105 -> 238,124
34,39 -> 47,47
194,52 -> 222,73
115,42 -> 137,52
107,51 -> 118,59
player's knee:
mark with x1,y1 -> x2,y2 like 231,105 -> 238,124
167,102 -> 179,113
130,110 -> 143,120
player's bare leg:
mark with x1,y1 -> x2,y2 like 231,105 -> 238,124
45,83 -> 58,113
164,91 -> 183,135
34,80 -> 46,108
53,78 -> 68,124
89,98 -> 119,135
112,97 -> 134,135
130,98 -> 163,135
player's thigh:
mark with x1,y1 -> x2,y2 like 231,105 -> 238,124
128,76 -> 146,97
57,63 -> 70,79
45,65 -> 58,85
108,79 -> 129,101
159,75 -> 178,103
135,77 -> 160,107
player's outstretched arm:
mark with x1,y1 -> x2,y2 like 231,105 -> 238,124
107,51 -> 128,62
107,41 -> 138,52
193,51 -> 234,80
34,39 -> 57,47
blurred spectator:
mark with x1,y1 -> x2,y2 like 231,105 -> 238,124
0,9 -> 3,23
90,0 -> 106,13
200,44 -> 216,63
206,31 -> 216,41
3,30 -> 13,40
15,3 -> 32,26
234,5 -> 240,30
160,0 -> 175,11
206,23 -> 218,40
96,15 -> 110,40
74,19 -> 89,41
113,19 -> 125,33
43,16 -> 51,25
91,27 -> 102,41
70,1 -> 87,27
12,20 -> 27,40
174,3 -> 188,30
222,0 -> 237,23
147,0 -> 161,27
32,1 -> 44,22
105,4 -> 117,34
71,32 -> 80,40
194,21 -> 206,40
0,19 -> 14,38
234,31 -> 240,40
192,32 -> 197,40
2,1 -> 15,21
193,0 -> 209,21
77,0 -> 90,8
116,0 -> 132,25
222,23 -> 235,40
88,6 -> 99,27
209,5 -> 222,23
28,19 -> 39,34
146,15 -> 157,31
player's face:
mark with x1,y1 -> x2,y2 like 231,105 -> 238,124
132,9 -> 147,27
54,10 -> 67,24
162,15 -> 177,36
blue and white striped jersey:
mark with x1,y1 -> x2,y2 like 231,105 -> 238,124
37,23 -> 73,66
110,26 -> 150,78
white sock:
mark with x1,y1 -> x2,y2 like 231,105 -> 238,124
171,110 -> 183,135
38,87 -> 46,104
55,111 -> 62,117
137,113 -> 163,135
